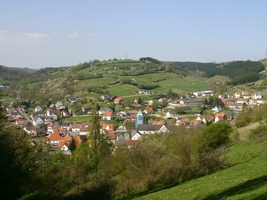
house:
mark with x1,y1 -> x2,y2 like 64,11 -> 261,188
102,124 -> 114,131
48,130 -> 72,146
158,98 -> 168,105
234,91 -> 241,99
236,98 -> 247,104
20,105 -> 28,113
248,98 -> 256,105
102,112 -> 113,120
58,141 -> 69,151
190,120 -> 203,126
212,105 -> 222,113
34,105 -> 42,112
179,98 -> 204,107
256,98 -> 266,105
176,119 -> 190,127
71,122 -> 89,134
139,89 -> 150,95
148,100 -> 154,105
114,97 -> 123,104
80,126 -> 89,136
101,93 -> 111,101
143,108 -> 154,115
32,116 -> 44,126
98,107 -> 113,115
242,91 -> 251,99
15,119 -> 26,127
214,113 -> 227,123
137,124 -> 169,134
129,113 -> 137,121
193,92 -> 204,97
218,94 -> 225,99
166,110 -> 177,118
55,101 -> 64,109
225,101 -> 236,109
132,98 -> 140,104
153,120 -> 165,125
254,92 -> 262,99
196,115 -> 214,124
46,108 -> 58,117
68,96 -> 80,103
131,131 -> 142,140
115,126 -> 128,134
81,106 -> 93,115
24,125 -> 36,136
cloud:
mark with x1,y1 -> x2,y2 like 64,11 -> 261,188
0,30 -> 49,43
69,31 -> 79,38
88,33 -> 93,37
248,18 -> 259,25
24,33 -> 48,39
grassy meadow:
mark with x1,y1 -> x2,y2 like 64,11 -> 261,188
132,123 -> 267,200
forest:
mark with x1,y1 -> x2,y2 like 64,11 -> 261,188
172,60 -> 265,85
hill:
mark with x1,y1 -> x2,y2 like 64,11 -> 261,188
0,65 -> 36,83
134,130 -> 267,200
1,58 -> 266,106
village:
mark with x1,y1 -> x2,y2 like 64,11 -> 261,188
1,89 -> 265,155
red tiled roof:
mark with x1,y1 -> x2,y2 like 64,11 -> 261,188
104,112 -> 113,116
153,120 -> 165,125
215,113 -> 226,118
49,132 -> 62,141
58,141 -> 69,149
102,124 -> 114,130
114,97 -> 123,102
145,108 -> 154,113
130,113 -> 136,119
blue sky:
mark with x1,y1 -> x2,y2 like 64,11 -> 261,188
1,0 -> 267,69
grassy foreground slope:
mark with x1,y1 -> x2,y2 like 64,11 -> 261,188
134,140 -> 267,200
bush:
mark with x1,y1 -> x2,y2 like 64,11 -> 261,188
202,122 -> 232,150
250,124 -> 267,141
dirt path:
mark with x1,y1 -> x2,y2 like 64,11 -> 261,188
121,94 -> 149,98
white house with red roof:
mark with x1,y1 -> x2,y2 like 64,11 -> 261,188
114,97 -> 123,104
34,105 -> 42,112
234,91 -> 241,99
143,108 -> 154,115
102,112 -> 113,120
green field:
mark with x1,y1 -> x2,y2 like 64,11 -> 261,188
132,122 -> 267,200
134,139 -> 267,200
0,78 -> 9,84
65,115 -> 92,122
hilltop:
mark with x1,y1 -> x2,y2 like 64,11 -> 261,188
1,57 -> 266,106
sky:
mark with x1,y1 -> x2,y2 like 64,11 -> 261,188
0,0 -> 267,69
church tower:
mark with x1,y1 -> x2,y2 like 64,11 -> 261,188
135,110 -> 145,130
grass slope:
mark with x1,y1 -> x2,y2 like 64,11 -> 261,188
134,140 -> 267,200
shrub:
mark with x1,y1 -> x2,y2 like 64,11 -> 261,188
250,124 -> 267,141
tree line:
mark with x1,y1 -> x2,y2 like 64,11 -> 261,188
172,61 -> 265,85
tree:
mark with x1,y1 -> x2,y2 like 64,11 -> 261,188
152,100 -> 159,111
124,120 -> 135,140
69,138 -> 76,153
88,107 -> 111,176
202,122 -> 233,150
0,107 -> 41,198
